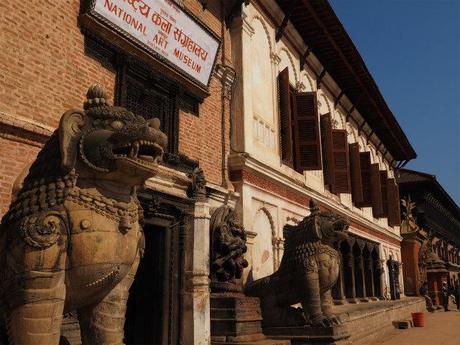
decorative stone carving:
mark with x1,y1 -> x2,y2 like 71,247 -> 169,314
187,166 -> 207,201
210,205 -> 248,292
400,196 -> 419,235
209,206 -> 287,345
245,199 -> 350,328
0,85 -> 167,345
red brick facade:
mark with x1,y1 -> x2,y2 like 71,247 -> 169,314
0,0 -> 232,217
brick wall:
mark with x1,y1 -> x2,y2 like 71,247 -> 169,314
0,0 -> 232,217
0,137 -> 40,216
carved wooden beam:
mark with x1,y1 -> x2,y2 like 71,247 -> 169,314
400,160 -> 409,168
316,68 -> 326,89
334,91 -> 344,109
366,130 -> 374,144
299,47 -> 311,69
276,0 -> 296,42
225,0 -> 250,26
345,104 -> 355,122
382,148 -> 388,159
358,120 -> 366,135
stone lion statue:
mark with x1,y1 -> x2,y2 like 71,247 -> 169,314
245,199 -> 349,328
0,85 -> 167,345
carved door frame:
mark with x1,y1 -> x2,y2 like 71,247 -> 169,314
128,190 -> 194,345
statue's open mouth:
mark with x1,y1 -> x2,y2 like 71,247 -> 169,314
112,140 -> 163,166
331,218 -> 350,240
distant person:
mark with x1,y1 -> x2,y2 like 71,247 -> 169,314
441,282 -> 450,311
419,281 -> 435,312
455,282 -> 460,310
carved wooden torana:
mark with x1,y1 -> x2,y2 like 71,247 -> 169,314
0,85 -> 167,345
245,200 -> 350,328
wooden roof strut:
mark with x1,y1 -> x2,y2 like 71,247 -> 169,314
334,91 -> 344,109
316,68 -> 326,89
276,0 -> 297,42
226,0 -> 250,26
300,47 -> 311,69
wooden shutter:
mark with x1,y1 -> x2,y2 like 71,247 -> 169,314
320,113 -> 334,186
331,129 -> 351,193
394,182 -> 401,225
278,67 -> 293,166
293,92 -> 322,172
387,178 -> 402,226
359,152 -> 372,207
380,171 -> 389,217
349,143 -> 364,204
370,163 -> 384,218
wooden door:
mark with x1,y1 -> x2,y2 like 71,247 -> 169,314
125,216 -> 182,345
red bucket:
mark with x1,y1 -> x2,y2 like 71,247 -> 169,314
411,312 -> 425,327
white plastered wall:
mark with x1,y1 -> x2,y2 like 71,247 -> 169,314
240,182 -> 306,284
235,2 -> 404,287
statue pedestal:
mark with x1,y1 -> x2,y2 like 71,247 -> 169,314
264,325 -> 350,345
210,292 -> 289,345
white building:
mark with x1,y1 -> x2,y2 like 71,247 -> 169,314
228,0 -> 416,302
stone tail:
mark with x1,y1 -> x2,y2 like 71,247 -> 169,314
244,275 -> 273,297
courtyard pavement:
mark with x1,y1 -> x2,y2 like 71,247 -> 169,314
378,307 -> 460,345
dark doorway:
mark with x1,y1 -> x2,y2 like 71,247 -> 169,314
125,224 -> 166,345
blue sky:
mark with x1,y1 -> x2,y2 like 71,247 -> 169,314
329,0 -> 460,205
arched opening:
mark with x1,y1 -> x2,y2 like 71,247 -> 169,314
251,209 -> 275,280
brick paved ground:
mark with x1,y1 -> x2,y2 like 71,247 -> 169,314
379,307 -> 460,345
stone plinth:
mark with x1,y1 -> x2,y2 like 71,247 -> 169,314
334,297 -> 425,345
210,292 -> 288,345
264,325 -> 350,345
401,236 -> 422,296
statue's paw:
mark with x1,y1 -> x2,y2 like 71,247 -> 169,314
311,314 -> 341,327
311,315 -> 330,327
325,314 -> 342,326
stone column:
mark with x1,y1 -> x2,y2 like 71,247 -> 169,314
354,251 -> 369,302
373,258 -> 384,299
344,251 -> 357,303
183,201 -> 212,345
333,242 -> 347,304
365,256 -> 376,300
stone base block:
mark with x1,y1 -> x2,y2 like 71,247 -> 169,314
392,320 -> 412,329
264,324 -> 350,345
211,292 -> 288,345
334,297 -> 425,345
212,335 -> 289,345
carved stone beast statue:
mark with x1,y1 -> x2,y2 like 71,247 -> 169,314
0,85 -> 167,345
245,200 -> 349,328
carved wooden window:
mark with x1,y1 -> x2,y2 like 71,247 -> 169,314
380,171 -> 389,217
370,163 -> 384,217
278,68 -> 321,172
278,67 -> 294,167
359,152 -> 372,207
349,143 -> 364,204
331,129 -> 351,194
118,63 -> 179,154
320,115 -> 350,194
387,178 -> 402,226
293,92 -> 322,172
321,113 -> 334,186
